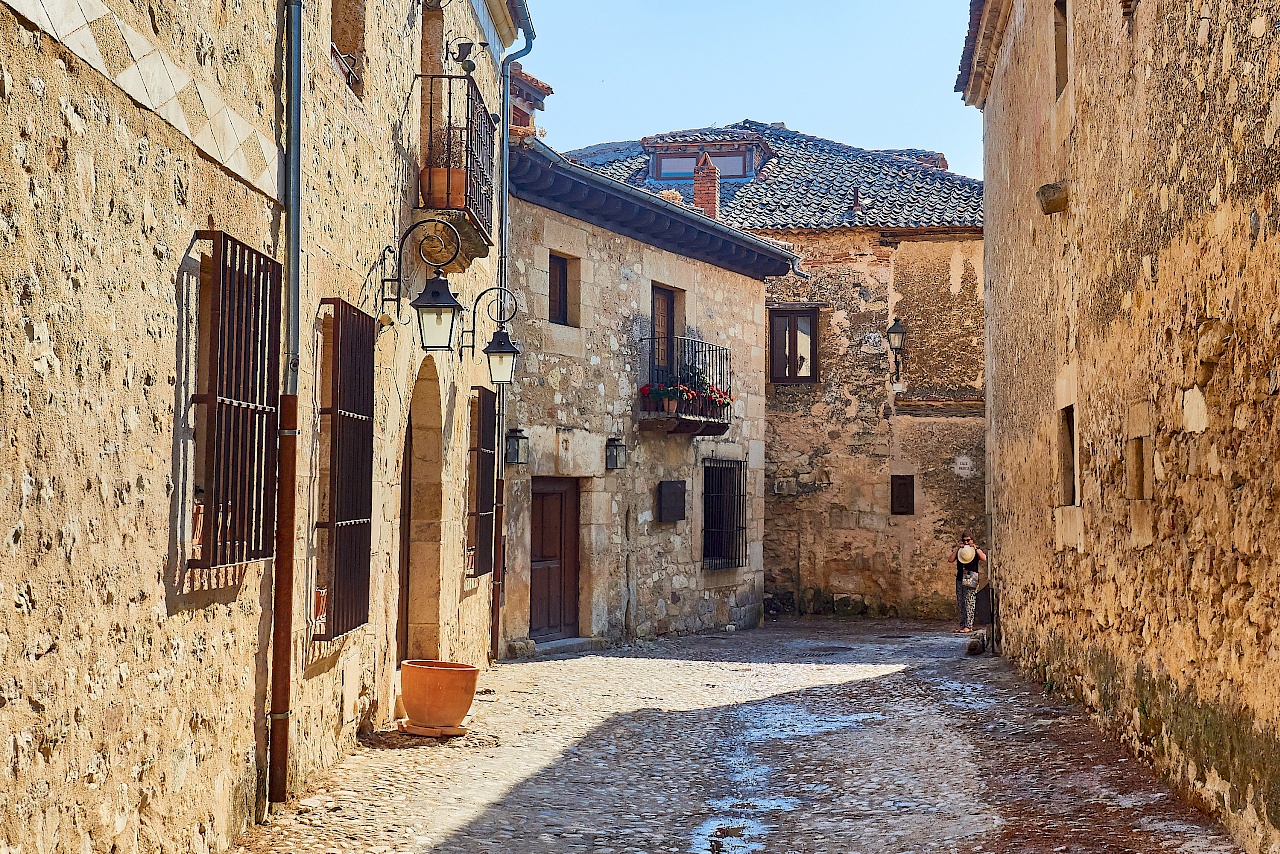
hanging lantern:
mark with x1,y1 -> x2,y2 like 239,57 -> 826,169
408,269 -> 464,351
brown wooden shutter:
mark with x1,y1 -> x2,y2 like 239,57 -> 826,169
467,387 -> 498,576
890,475 -> 915,516
191,231 -> 282,569
317,299 -> 376,639
548,254 -> 569,325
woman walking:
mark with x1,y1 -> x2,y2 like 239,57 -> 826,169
950,532 -> 986,634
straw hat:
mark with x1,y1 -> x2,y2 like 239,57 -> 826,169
957,545 -> 977,564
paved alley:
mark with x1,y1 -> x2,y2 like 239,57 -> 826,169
238,622 -> 1239,854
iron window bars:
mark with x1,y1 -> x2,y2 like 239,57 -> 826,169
190,231 -> 282,569
419,74 -> 497,243
466,387 -> 498,576
643,336 -> 733,423
314,299 -> 377,641
703,459 -> 747,570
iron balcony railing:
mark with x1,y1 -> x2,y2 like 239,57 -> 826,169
641,336 -> 734,424
419,74 -> 496,243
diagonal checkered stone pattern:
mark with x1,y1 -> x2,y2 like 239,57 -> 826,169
3,0 -> 281,200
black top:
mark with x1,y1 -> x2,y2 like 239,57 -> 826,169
956,556 -> 980,581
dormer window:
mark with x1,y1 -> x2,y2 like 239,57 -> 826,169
656,152 -> 748,180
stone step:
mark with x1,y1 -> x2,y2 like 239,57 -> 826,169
529,637 -> 608,658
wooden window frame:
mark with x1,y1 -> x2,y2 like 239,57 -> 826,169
466,387 -> 498,576
189,231 -> 282,570
548,252 -> 570,326
768,307 -> 820,385
656,150 -> 749,180
652,285 -> 677,373
890,475 -> 915,516
313,299 -> 376,641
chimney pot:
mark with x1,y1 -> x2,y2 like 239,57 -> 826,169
693,152 -> 720,220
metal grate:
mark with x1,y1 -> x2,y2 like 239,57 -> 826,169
419,74 -> 496,243
191,231 -> 282,569
467,387 -> 498,576
890,475 -> 915,516
316,299 -> 376,640
642,336 -> 733,423
703,460 -> 747,570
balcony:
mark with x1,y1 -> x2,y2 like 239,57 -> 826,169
638,337 -> 734,436
418,74 -> 496,266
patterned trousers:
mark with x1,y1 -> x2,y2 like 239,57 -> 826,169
956,578 -> 977,629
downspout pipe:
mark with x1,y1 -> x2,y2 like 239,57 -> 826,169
268,0 -> 303,805
491,17 -> 533,661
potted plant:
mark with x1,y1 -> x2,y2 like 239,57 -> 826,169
662,384 -> 680,413
421,127 -> 468,211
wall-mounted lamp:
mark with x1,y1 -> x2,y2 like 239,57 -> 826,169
605,437 -> 627,470
381,218 -> 523,381
408,267 -> 464,351
886,317 -> 907,384
504,428 -> 530,465
447,37 -> 489,75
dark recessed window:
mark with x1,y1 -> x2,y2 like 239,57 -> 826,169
1054,0 -> 1069,98
769,308 -> 819,384
890,475 -> 915,516
548,253 -> 569,326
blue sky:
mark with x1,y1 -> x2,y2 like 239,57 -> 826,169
518,0 -> 983,180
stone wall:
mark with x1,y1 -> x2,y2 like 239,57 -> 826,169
500,200 -> 767,652
973,1 -> 1280,850
0,0 -> 512,849
762,228 -> 987,619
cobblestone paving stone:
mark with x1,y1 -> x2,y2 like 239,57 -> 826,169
237,621 -> 1241,854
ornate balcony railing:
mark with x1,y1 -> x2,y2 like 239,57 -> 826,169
639,336 -> 734,429
419,74 -> 496,245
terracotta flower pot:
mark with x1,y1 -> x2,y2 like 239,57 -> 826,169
663,398 -> 678,413
421,167 -> 467,210
400,660 -> 479,728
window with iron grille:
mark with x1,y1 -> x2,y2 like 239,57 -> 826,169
890,475 -> 915,516
703,460 -> 747,570
769,307 -> 819,384
189,231 -> 282,570
466,387 -> 498,576
314,299 -> 376,641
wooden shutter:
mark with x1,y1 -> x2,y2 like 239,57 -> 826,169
467,387 -> 498,576
890,475 -> 915,516
548,254 -> 569,325
191,231 -> 282,569
652,285 -> 675,372
317,299 -> 376,640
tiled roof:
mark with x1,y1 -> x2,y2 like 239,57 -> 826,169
956,0 -> 986,96
568,120 -> 982,231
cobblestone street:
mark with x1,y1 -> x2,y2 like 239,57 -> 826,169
238,622 -> 1239,854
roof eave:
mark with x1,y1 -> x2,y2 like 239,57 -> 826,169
955,0 -> 1012,108
509,139 -> 800,280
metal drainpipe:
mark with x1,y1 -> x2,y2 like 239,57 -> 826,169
268,0 -> 303,805
490,21 -> 534,661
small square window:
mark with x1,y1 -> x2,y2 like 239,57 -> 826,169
890,475 -> 915,516
769,308 -> 819,384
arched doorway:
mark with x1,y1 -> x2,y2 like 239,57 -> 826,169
397,356 -> 445,662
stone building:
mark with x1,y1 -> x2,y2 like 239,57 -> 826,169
499,137 -> 796,653
572,122 -> 987,620
958,1 -> 1280,850
0,0 -> 532,850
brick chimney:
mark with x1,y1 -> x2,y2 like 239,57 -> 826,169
693,152 -> 719,219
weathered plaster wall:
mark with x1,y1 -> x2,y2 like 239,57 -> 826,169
762,229 -> 986,619
0,0 -> 507,849
978,1 -> 1280,850
501,199 -> 767,652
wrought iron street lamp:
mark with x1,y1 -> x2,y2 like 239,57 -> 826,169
504,428 -> 530,465
605,437 -> 627,470
482,327 -> 520,385
886,317 -> 907,384
408,268 -> 464,351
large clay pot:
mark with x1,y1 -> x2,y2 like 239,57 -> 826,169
400,660 -> 479,728
421,167 -> 467,210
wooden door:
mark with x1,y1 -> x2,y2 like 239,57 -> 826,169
530,478 -> 579,641
652,285 -> 676,375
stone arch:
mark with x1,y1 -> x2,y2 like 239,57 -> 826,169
399,356 -> 446,661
